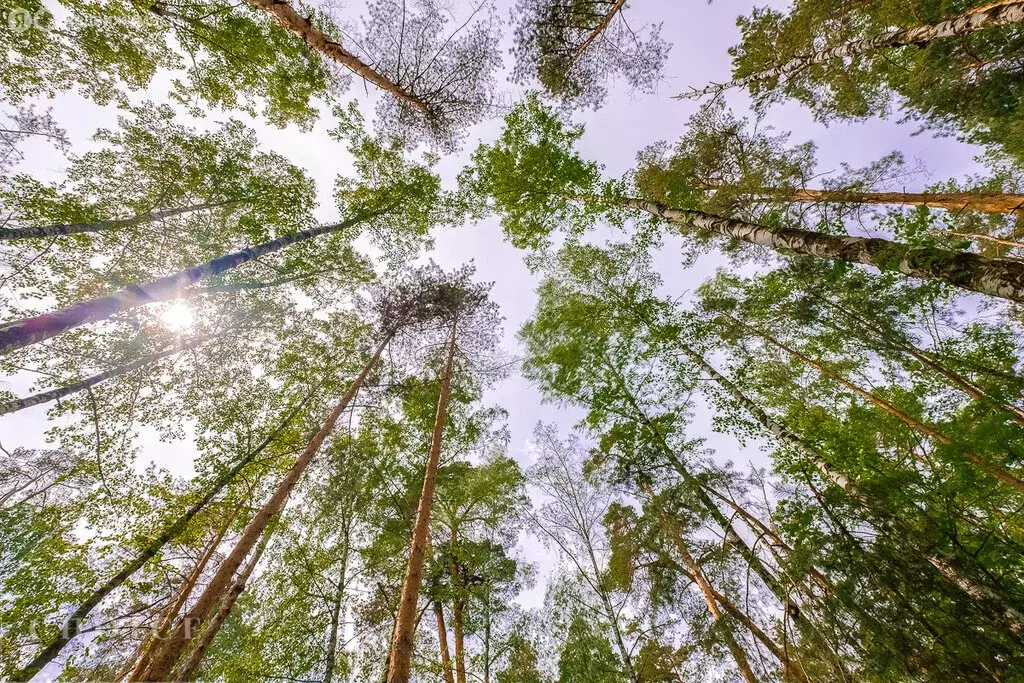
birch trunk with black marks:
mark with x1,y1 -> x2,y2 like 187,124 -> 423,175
8,392 -> 312,683
388,321 -> 458,683
625,197 -> 1024,303
678,2 -> 1024,99
0,213 -> 371,356
142,337 -> 390,681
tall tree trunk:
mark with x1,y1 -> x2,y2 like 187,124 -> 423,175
0,212 -> 375,356
244,0 -> 430,113
678,2 -> 1024,99
739,317 -> 1024,495
742,186 -> 1024,215
8,392 -> 312,683
127,507 -> 238,681
661,510 -> 759,683
0,201 -> 240,241
568,0 -> 627,65
0,332 -> 223,416
143,333 -> 392,681
435,602 -> 456,683
387,320 -> 459,683
623,197 -> 1024,303
171,519 -> 276,681
453,601 -> 467,683
323,536 -> 350,683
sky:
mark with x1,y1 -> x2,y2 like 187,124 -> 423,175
0,0 -> 993,654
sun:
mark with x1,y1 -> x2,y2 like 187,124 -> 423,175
160,302 -> 195,332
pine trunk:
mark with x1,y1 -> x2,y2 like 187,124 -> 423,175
245,0 -> 430,113
127,508 -> 237,681
665,512 -> 759,683
0,213 -> 370,356
679,2 -> 1024,99
568,0 -> 627,65
625,197 -> 1024,303
8,393 -> 312,683
142,334 -> 391,681
453,601 -> 467,683
0,201 -> 240,241
171,521 -> 276,681
387,321 -> 459,683
434,602 -> 456,683
0,332 -> 222,416
747,187 -> 1024,215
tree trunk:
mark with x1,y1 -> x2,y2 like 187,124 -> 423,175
0,212 -> 373,356
245,0 -> 430,114
387,321 -> 458,683
434,602 -> 456,683
743,186 -> 1024,215
624,197 -> 1024,303
0,332 -> 223,416
740,317 -> 1024,495
127,507 -> 238,681
0,201 -> 240,241
171,520 -> 276,681
8,392 -> 312,683
453,601 -> 467,683
663,511 -> 759,683
142,333 -> 392,681
323,540 -> 350,683
568,0 -> 627,66
678,2 -> 1024,99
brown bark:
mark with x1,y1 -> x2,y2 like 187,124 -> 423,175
453,600 -> 467,683
387,321 -> 459,683
678,2 -> 1024,99
625,197 -> 1024,303
568,0 -> 627,66
811,294 -> 1024,427
127,508 -> 237,681
0,201 -> 240,241
143,333 -> 393,681
742,318 -> 1024,496
747,187 -> 1024,215
8,391 -> 313,683
171,520 -> 276,681
434,602 -> 456,683
245,0 -> 430,114
661,507 -> 759,683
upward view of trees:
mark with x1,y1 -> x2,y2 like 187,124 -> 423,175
3,0 -> 1024,681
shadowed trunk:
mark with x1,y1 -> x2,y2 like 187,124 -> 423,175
142,334 -> 392,681
387,320 -> 458,683
126,507 -> 238,681
0,332 -> 223,416
0,201 -> 240,241
434,602 -> 456,683
679,2 -> 1024,99
9,392 -> 313,683
0,212 -> 375,356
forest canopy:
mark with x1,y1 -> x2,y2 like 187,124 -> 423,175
2,1 -> 1024,682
